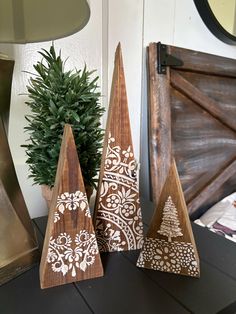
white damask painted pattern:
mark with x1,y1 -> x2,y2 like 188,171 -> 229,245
96,133 -> 144,252
54,191 -> 90,223
47,231 -> 99,277
137,238 -> 199,277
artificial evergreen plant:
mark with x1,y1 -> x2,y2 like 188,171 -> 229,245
23,45 -> 105,189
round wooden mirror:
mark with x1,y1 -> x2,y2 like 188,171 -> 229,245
194,0 -> 236,45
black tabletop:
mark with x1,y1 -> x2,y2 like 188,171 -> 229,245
1,199 -> 236,314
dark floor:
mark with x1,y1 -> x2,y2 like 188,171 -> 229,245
1,199 -> 236,314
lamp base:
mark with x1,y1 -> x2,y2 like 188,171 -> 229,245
0,245 -> 39,286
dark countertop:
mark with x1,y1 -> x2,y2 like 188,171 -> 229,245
1,199 -> 236,314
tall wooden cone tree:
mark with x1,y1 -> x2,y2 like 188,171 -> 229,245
93,43 -> 144,252
137,159 -> 200,277
40,124 -> 103,289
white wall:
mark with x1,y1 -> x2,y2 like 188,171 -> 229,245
0,0 -> 236,217
0,0 -> 104,218
107,0 -> 144,159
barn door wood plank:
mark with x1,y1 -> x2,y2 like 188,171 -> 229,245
148,42 -> 171,205
169,46 -> 236,77
188,159 -> 236,215
171,71 -> 236,133
171,90 -> 236,217
149,42 -> 236,217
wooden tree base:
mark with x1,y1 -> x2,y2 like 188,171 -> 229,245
137,159 -> 200,278
93,44 -> 144,252
40,124 -> 103,289
0,179 -> 39,286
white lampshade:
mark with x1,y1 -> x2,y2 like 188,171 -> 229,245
0,0 -> 90,43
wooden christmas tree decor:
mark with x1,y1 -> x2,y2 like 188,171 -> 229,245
40,124 -> 103,289
137,159 -> 200,277
93,43 -> 144,252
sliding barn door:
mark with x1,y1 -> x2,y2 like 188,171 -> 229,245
148,43 -> 236,219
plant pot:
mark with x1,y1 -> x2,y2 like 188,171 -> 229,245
41,184 -> 94,209
41,185 -> 53,209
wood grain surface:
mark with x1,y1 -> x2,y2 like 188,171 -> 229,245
137,159 -> 200,277
40,124 -> 103,289
148,42 -> 236,219
147,44 -> 171,205
93,44 -> 144,252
